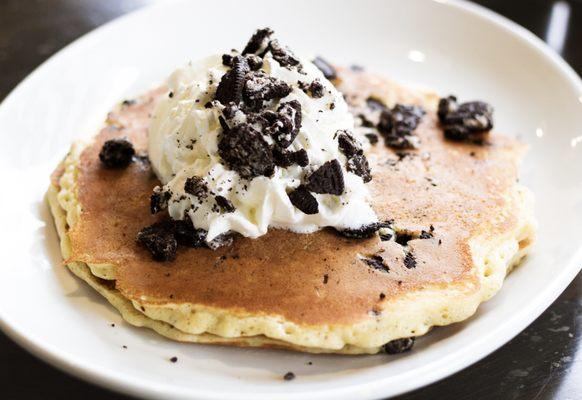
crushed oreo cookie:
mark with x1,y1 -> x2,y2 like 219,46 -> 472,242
268,39 -> 301,68
382,337 -> 415,354
267,100 -> 302,148
218,123 -> 275,179
305,159 -> 345,195
242,27 -> 274,55
363,255 -> 389,272
273,148 -> 309,168
288,185 -> 319,215
300,79 -> 324,98
337,130 -> 372,182
99,138 -> 135,168
171,219 -> 208,248
243,72 -> 291,109
150,186 -> 171,214
312,56 -> 337,80
404,252 -> 417,269
438,95 -> 493,142
215,55 -> 249,105
215,195 -> 236,213
136,222 -> 178,261
365,133 -> 379,145
337,223 -> 380,239
378,104 -> 425,149
283,372 -> 296,381
184,176 -> 209,200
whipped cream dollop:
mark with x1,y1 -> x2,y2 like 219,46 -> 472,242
148,29 -> 377,244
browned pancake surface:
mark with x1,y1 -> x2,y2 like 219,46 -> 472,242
65,70 -> 523,325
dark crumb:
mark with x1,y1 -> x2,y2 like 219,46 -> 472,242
419,230 -> 433,239
312,56 -> 337,80
404,252 -> 417,269
283,372 -> 296,381
168,91 -> 174,98
438,239 -> 442,245
122,345 -> 127,349
350,64 -> 365,72
395,232 -> 414,246
99,138 -> 135,168
378,104 -> 425,149
323,274 -> 329,284
121,99 -> 136,106
110,323 -> 115,327
150,187 -> 171,214
382,337 -> 415,354
379,292 -> 386,300
170,357 -> 178,363
470,151 -> 477,157
438,95 -> 493,143
307,361 -> 313,365
136,221 -> 178,261
365,133 -> 379,145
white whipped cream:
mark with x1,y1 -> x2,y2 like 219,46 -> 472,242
148,53 -> 377,242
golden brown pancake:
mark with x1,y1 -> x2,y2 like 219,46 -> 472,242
48,68 -> 535,353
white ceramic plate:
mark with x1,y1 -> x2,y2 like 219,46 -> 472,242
0,0 -> 580,399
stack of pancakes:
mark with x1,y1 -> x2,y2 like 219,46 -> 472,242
48,68 -> 535,354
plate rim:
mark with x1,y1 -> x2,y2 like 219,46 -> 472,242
0,0 -> 580,399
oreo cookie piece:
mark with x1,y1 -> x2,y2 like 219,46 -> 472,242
378,104 -> 425,149
347,154 -> 372,183
362,255 -> 389,272
300,80 -> 324,98
273,148 -> 309,168
207,232 -> 235,250
382,337 -> 415,354
268,100 -> 302,148
337,223 -> 380,239
245,54 -> 264,71
215,195 -> 236,213
218,123 -> 275,179
288,185 -> 319,215
312,56 -> 337,80
136,222 -> 178,262
438,96 -> 494,142
215,55 -> 250,105
99,138 -> 135,168
150,186 -> 171,214
337,130 -> 362,158
404,251 -> 417,269
242,27 -> 274,55
268,39 -> 301,68
171,219 -> 208,248
184,176 -> 209,200
243,72 -> 292,109
305,159 -> 345,195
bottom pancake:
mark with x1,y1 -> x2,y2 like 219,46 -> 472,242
48,69 -> 536,354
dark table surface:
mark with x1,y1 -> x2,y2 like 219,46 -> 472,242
0,1 -> 580,399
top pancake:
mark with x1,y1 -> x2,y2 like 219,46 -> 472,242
62,68 -> 526,327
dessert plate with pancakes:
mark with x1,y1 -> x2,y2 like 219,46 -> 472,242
0,0 -> 581,399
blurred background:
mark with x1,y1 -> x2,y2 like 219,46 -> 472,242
0,1 -> 579,399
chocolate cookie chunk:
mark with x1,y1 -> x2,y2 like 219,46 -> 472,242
218,123 -> 275,179
305,159 -> 345,195
136,222 -> 178,261
150,186 -> 171,214
99,138 -> 135,168
184,176 -> 209,200
215,195 -> 236,213
268,39 -> 301,68
242,27 -> 274,55
378,104 -> 425,149
363,255 -> 389,272
288,185 -> 319,215
365,133 -> 379,145
171,219 -> 208,248
337,222 -> 381,239
438,95 -> 494,142
300,79 -> 324,98
215,55 -> 250,105
347,154 -> 372,183
268,100 -> 302,148
312,56 -> 337,80
243,72 -> 291,109
337,130 -> 362,158
382,337 -> 415,354
273,148 -> 309,168
404,251 -> 417,269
